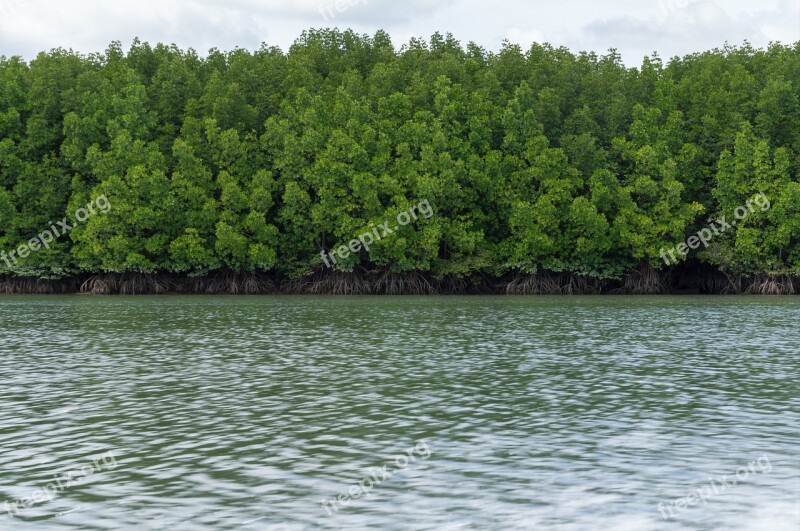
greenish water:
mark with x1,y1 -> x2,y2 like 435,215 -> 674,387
0,296 -> 798,530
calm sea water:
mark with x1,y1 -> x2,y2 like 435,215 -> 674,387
0,296 -> 798,530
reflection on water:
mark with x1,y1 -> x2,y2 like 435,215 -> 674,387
0,296 -> 798,530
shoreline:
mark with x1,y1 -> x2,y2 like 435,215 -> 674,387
1,268 -> 797,296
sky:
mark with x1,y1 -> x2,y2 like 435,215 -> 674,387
0,0 -> 798,65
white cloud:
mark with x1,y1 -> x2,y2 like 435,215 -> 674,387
505,27 -> 547,51
581,0 -> 800,62
0,0 -> 797,63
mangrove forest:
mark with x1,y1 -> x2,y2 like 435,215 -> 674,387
0,30 -> 798,294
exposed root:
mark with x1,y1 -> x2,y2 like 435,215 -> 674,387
671,267 -> 798,295
80,275 -> 113,295
615,266 -> 667,295
505,272 -> 602,295
744,275 -> 796,295
437,275 -> 466,295
0,276 -> 78,294
699,271 -> 737,294
197,271 -> 275,295
282,270 -> 439,295
79,272 -> 276,295
372,271 -> 437,295
506,273 -> 557,295
81,274 -> 172,295
719,274 -> 743,295
563,274 -> 602,295
120,274 -> 170,295
2,270 -> 798,296
282,270 -> 373,295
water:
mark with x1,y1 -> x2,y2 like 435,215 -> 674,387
0,296 -> 798,530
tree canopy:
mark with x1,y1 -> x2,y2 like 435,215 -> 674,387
0,31 -> 798,291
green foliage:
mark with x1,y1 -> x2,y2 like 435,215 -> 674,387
0,32 -> 797,280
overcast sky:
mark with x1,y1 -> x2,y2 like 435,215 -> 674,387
1,0 -> 798,65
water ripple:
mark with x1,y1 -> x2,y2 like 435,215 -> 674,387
0,296 -> 798,530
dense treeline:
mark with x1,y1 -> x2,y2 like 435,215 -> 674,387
0,30 -> 798,294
